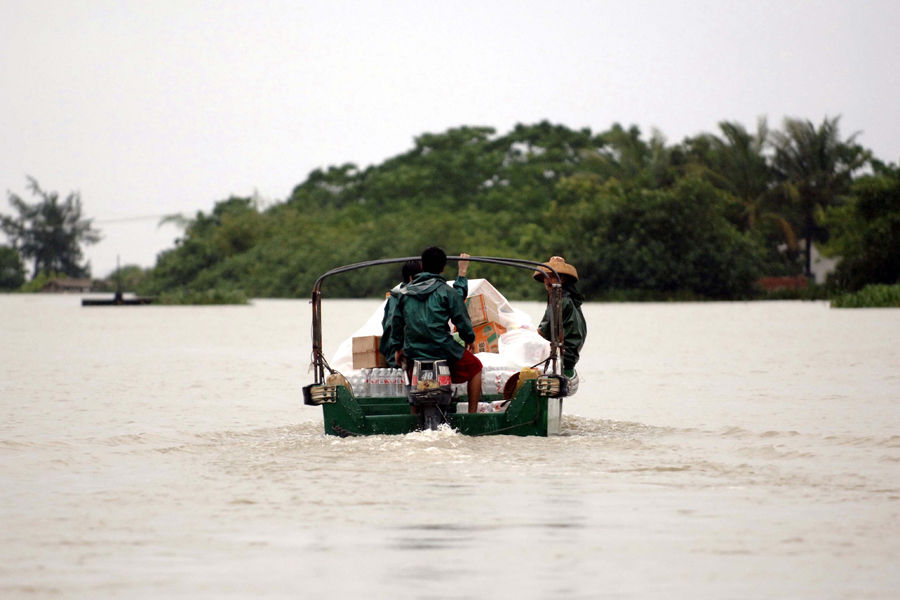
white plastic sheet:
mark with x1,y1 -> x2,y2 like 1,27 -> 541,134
328,298 -> 388,374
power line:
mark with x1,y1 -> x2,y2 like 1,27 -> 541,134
92,213 -> 189,224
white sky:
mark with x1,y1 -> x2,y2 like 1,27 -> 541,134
2,0 -> 899,277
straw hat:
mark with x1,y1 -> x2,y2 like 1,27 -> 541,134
533,256 -> 579,282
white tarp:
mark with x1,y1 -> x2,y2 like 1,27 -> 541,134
329,278 -> 550,379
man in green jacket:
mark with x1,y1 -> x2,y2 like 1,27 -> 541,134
534,256 -> 587,378
380,259 -> 422,367
390,247 -> 482,413
380,255 -> 470,367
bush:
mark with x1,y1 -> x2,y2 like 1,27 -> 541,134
0,246 -> 25,290
18,271 -> 62,293
830,283 -> 900,308
553,176 -> 763,299
824,174 -> 900,292
156,287 -> 249,305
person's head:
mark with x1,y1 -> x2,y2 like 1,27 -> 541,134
421,246 -> 447,274
401,259 -> 422,283
534,256 -> 578,293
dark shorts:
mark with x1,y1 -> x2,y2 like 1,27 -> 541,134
450,349 -> 482,384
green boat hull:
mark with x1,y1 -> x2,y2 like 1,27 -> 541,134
317,379 -> 562,437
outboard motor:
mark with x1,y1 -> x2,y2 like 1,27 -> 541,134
408,359 -> 453,430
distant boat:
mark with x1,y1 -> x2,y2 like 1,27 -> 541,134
81,291 -> 154,306
81,256 -> 154,306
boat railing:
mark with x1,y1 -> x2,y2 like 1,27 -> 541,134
309,255 -> 566,385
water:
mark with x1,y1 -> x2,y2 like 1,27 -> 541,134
1,295 -> 898,598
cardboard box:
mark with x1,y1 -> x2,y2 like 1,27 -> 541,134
352,335 -> 387,369
466,294 -> 501,326
472,321 -> 507,354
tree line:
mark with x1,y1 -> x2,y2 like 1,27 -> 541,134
2,117 -> 898,300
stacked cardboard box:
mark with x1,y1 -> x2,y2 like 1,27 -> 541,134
472,321 -> 506,354
352,335 -> 387,369
464,294 -> 507,354
465,294 -> 501,326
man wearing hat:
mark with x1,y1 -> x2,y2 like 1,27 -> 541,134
534,256 -> 587,378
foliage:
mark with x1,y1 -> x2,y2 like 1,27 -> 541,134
823,170 -> 900,291
141,197 -> 263,295
131,119 -> 889,300
155,287 -> 249,305
547,176 -> 762,299
91,264 -> 152,293
758,283 -> 831,301
0,245 -> 25,290
1,177 -> 101,279
770,117 -> 870,276
18,271 -> 62,293
831,284 -> 900,308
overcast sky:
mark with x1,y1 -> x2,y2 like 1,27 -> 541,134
2,0 -> 898,277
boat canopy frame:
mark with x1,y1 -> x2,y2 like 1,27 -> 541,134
309,255 -> 566,384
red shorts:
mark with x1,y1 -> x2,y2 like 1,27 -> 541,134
450,349 -> 483,384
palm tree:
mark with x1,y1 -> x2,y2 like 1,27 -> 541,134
708,119 -> 772,228
685,119 -> 798,255
770,116 -> 869,276
580,123 -> 674,188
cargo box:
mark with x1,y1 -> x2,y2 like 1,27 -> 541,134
472,321 -> 507,354
352,335 -> 387,369
466,294 -> 502,326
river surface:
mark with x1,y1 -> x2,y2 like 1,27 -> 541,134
1,295 -> 898,599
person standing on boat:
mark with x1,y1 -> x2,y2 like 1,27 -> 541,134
380,255 -> 471,367
380,259 -> 422,367
389,247 -> 483,413
534,256 -> 586,379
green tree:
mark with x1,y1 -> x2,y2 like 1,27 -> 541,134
144,196 -> 262,294
823,167 -> 900,291
580,123 -> 677,189
770,116 -> 870,276
688,120 -> 774,227
0,245 -> 25,290
92,263 -> 151,294
686,119 -> 801,276
129,119 -> 886,300
549,174 -> 761,298
1,177 -> 101,278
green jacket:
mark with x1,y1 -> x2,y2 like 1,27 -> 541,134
538,290 -> 587,372
389,273 -> 474,362
380,277 -> 468,366
378,277 -> 469,368
380,289 -> 403,367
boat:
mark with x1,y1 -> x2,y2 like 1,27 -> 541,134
82,291 -> 154,306
81,256 -> 155,306
302,256 -> 574,437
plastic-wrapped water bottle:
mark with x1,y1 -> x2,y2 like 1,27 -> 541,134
355,373 -> 366,397
382,368 -> 391,397
481,366 -> 493,396
387,368 -> 397,397
394,368 -> 404,397
369,368 -> 379,397
381,368 -> 390,397
361,368 -> 372,397
375,368 -> 386,397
